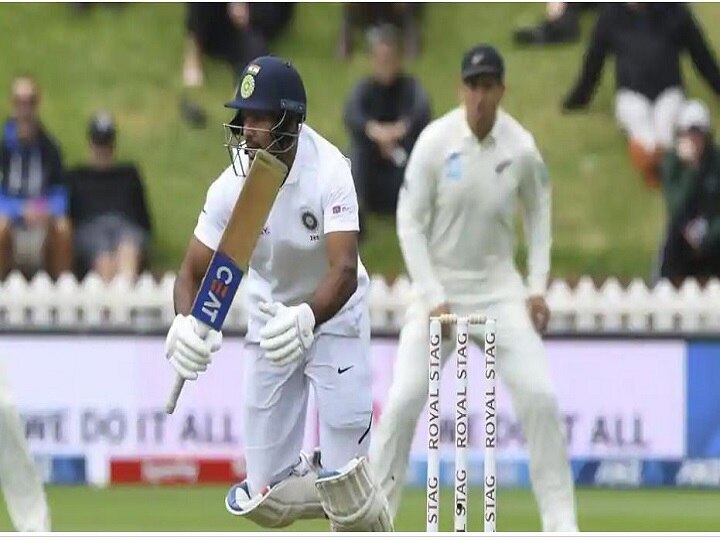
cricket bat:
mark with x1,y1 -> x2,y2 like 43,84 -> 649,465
165,149 -> 288,414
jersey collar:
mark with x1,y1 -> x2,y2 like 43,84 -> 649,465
282,128 -> 309,186
460,107 -> 503,148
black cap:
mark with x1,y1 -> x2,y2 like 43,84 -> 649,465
88,111 -> 116,145
461,44 -> 504,82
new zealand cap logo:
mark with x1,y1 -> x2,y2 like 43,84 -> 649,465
302,210 -> 318,231
240,74 -> 255,99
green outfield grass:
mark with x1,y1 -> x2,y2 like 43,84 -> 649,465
1,4 -> 720,279
1,486 -> 719,532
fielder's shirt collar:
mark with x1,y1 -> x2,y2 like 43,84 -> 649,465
461,108 -> 502,148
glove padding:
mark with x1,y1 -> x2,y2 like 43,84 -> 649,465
259,302 -> 316,366
165,314 -> 223,380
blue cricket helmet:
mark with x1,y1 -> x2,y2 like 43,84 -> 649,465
223,56 -> 307,176
226,55 -> 307,120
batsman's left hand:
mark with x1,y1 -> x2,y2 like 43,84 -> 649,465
259,302 -> 316,366
527,295 -> 550,334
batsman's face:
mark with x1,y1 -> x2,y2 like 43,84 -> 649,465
224,110 -> 277,176
242,111 -> 277,153
461,74 -> 504,139
224,109 -> 301,175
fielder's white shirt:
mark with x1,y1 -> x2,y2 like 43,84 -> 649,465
194,125 -> 369,342
397,107 -> 551,307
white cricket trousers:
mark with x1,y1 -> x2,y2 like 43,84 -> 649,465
242,314 -> 374,497
0,365 -> 50,531
369,298 -> 577,532
614,87 -> 684,151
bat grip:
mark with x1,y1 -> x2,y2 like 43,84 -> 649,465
164,320 -> 211,415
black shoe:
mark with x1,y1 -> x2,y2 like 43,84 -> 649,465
513,18 -> 579,45
311,448 -> 322,470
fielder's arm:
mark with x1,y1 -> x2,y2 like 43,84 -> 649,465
518,150 -> 551,297
396,128 -> 446,309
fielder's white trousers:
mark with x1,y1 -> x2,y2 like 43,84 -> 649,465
614,87 -> 684,151
242,313 -> 374,497
0,365 -> 50,531
369,298 -> 577,532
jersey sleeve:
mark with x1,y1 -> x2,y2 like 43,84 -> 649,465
193,169 -> 237,251
518,144 -> 552,296
323,155 -> 360,234
396,126 -> 447,308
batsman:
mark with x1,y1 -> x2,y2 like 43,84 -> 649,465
165,56 -> 392,531
368,44 -> 578,531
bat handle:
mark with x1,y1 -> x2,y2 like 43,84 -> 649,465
165,376 -> 185,415
164,320 -> 211,415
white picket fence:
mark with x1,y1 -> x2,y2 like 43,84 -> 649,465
1,270 -> 719,334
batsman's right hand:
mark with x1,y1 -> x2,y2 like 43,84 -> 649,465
165,314 -> 223,380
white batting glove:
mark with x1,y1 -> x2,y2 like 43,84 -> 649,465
259,302 -> 315,366
165,314 -> 223,380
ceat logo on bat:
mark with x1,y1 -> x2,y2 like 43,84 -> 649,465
210,267 -> 232,299
201,266 -> 234,323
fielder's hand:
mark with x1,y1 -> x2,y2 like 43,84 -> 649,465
526,295 -> 550,334
259,302 -> 316,366
165,314 -> 223,380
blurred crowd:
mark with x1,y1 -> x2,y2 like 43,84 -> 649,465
0,76 -> 151,284
517,2 -> 720,285
2,2 -> 719,286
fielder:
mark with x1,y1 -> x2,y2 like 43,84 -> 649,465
0,365 -> 51,531
165,55 -> 392,532
368,44 -> 578,531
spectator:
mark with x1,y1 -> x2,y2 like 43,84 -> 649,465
182,3 -> 294,89
337,3 -> 421,60
343,24 -> 430,224
181,3 -> 294,128
513,3 -> 584,46
562,4 -> 720,188
65,113 -> 152,282
0,76 -> 71,281
658,100 -> 720,285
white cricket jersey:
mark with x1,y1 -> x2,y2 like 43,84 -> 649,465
397,107 -> 551,307
194,125 -> 369,342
